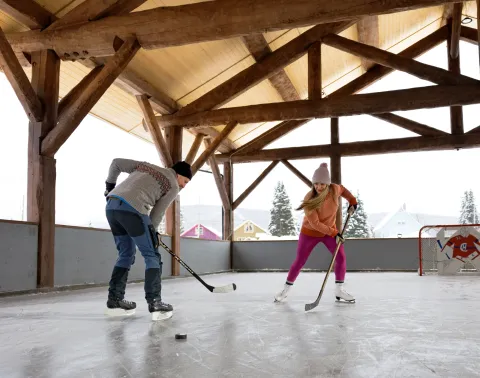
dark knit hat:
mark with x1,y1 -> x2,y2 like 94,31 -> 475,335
172,161 -> 192,179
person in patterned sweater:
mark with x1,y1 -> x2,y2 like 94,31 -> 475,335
103,158 -> 192,317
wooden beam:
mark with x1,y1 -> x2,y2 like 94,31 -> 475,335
0,0 -> 56,29
223,162 -> 234,242
164,126 -> 182,276
281,160 -> 312,187
242,34 -> 300,101
46,0 -> 147,31
216,133 -> 480,163
467,125 -> 480,134
330,26 -> 449,98
0,26 -> 43,122
156,85 -> 480,128
356,16 -> 380,71
27,50 -> 60,288
5,0 -> 460,56
159,21 -> 352,121
330,118 -> 342,231
235,120 -> 308,155
185,134 -> 204,165
372,113 -> 448,136
232,161 -> 279,210
447,19 -> 464,135
308,41 -> 322,100
322,34 -> 477,86
191,121 -> 238,175
58,65 -> 103,121
41,37 -> 140,156
459,25 -> 477,45
205,140 -> 231,211
449,3 -> 462,58
441,3 -> 454,26
136,94 -> 173,167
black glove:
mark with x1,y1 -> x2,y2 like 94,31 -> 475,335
104,182 -> 115,197
347,204 -> 357,215
335,233 -> 345,244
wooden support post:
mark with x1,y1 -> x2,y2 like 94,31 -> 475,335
27,50 -> 60,288
447,18 -> 464,135
232,161 -> 279,210
308,41 -> 322,100
165,127 -> 182,276
330,118 -> 342,231
223,162 -> 234,242
185,134 -> 204,165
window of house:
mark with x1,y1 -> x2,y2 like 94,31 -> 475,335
244,223 -> 254,233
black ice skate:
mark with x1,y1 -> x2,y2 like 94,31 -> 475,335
148,298 -> 173,321
105,298 -> 136,316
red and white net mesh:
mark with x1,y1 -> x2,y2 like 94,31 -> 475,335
418,224 -> 480,276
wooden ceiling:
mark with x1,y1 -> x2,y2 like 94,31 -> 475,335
0,0 -> 478,160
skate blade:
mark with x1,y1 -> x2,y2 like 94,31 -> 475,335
104,308 -> 136,316
152,310 -> 173,321
335,296 -> 355,303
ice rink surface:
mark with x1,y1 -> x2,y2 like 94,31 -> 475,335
1,272 -> 480,377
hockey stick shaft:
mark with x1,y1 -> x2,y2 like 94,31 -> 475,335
157,238 -> 214,292
305,212 -> 352,311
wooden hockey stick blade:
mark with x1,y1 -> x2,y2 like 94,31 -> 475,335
157,236 -> 237,293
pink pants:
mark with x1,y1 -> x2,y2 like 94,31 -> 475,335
286,233 -> 346,283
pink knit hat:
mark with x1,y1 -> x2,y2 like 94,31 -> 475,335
312,162 -> 331,184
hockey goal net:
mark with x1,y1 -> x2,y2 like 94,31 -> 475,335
418,224 -> 480,276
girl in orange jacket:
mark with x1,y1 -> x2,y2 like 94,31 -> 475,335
274,162 -> 357,303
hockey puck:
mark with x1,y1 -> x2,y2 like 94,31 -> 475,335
175,333 -> 187,340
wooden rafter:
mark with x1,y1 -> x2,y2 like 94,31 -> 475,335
356,16 -> 380,71
371,113 -> 448,137
0,26 -> 43,122
281,160 -> 312,187
231,26 -> 447,155
185,134 -> 204,165
205,140 -> 231,211
136,94 -> 173,167
242,34 -> 300,101
322,34 -> 478,86
191,121 -> 238,175
232,161 -> 279,210
216,133 -> 480,163
5,0 -> 460,56
460,25 -> 477,45
0,0 -> 56,29
235,120 -> 308,155
156,85 -> 480,128
46,0 -> 147,31
331,26 -> 448,98
41,37 -> 141,156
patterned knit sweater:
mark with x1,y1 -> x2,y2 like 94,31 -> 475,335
106,158 -> 179,230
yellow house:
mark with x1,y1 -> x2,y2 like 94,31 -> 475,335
234,220 -> 267,241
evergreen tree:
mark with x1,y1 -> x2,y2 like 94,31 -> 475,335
459,190 -> 479,224
268,181 -> 297,236
342,191 -> 370,238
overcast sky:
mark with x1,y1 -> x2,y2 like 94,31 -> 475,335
1,40 -> 479,228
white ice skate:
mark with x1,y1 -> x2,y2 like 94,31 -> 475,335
274,283 -> 292,302
335,283 -> 355,303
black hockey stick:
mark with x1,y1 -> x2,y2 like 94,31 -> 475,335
156,233 -> 237,293
305,211 -> 353,312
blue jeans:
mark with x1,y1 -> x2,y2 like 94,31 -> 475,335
105,197 -> 161,271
